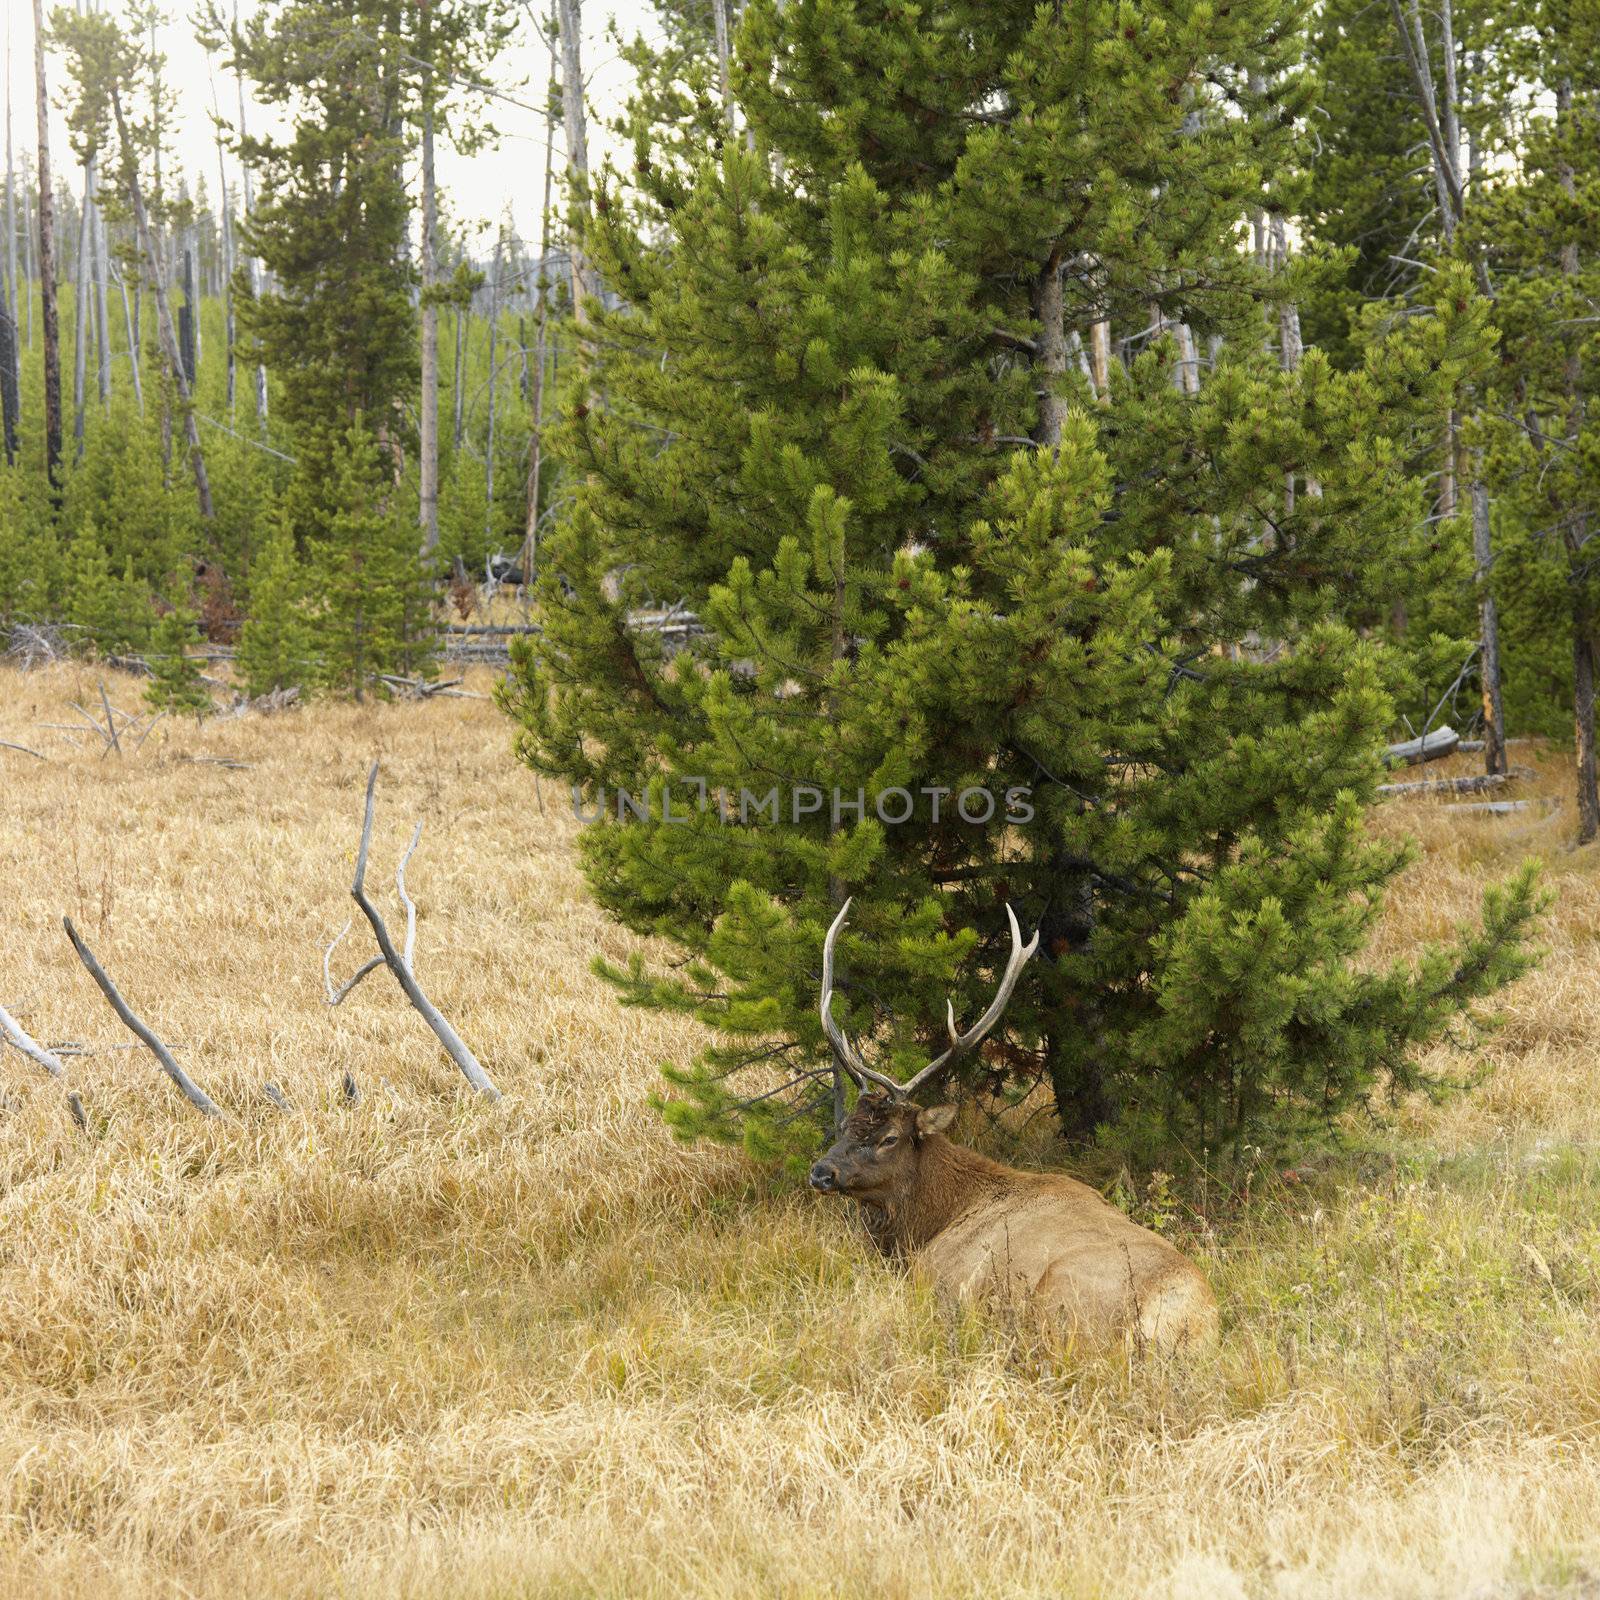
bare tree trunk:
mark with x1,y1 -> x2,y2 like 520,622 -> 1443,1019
72,155 -> 93,456
116,259 -> 142,413
1472,479 -> 1506,774
1576,605 -> 1599,846
111,86 -> 213,520
453,299 -> 465,448
1089,316 -> 1110,402
520,35 -> 558,586
484,230 -> 502,552
92,184 -> 109,406
1030,247 -> 1065,450
418,11 -> 440,557
232,0 -> 265,430
32,0 -> 61,484
3,27 -> 19,416
712,0 -> 735,133
556,0 -> 593,329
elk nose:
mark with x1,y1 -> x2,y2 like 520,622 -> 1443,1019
808,1161 -> 838,1193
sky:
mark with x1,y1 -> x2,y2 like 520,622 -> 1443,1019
3,0 -> 664,253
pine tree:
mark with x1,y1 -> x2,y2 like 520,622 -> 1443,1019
235,516 -> 316,697
224,0 -> 417,532
0,467 -> 59,620
503,0 -> 1544,1159
64,521 -> 149,656
310,420 -> 438,699
144,604 -> 213,715
1469,0 -> 1600,841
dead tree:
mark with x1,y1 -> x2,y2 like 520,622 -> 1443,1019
322,763 -> 501,1099
31,0 -> 61,483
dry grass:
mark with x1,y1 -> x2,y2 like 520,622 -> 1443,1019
2,668 -> 1599,1599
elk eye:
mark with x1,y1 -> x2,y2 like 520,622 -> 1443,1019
877,1135 -> 899,1150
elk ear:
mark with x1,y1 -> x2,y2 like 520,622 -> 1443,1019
915,1104 -> 957,1138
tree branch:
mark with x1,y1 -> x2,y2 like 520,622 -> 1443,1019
62,917 -> 224,1116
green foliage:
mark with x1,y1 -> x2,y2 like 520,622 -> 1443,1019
503,0 -> 1541,1161
64,521 -> 149,657
0,468 -> 60,622
236,519 -> 317,698
309,421 -> 438,699
144,605 -> 214,716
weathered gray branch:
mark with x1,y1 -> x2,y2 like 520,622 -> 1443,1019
1377,768 -> 1533,799
346,763 -> 501,1099
324,821 -> 421,1005
62,916 -> 224,1117
1384,724 -> 1461,766
0,999 -> 66,1077
1441,800 -> 1532,816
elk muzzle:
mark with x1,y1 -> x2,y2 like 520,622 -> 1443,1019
808,1159 -> 840,1193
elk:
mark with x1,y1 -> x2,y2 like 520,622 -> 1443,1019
809,901 -> 1219,1354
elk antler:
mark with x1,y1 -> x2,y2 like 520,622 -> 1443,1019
820,898 -> 904,1098
819,899 -> 1041,1102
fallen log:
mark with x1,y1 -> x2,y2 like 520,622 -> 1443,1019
1384,725 -> 1460,766
1440,800 -> 1532,816
1377,768 -> 1534,800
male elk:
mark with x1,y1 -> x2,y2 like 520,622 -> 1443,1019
809,902 -> 1219,1354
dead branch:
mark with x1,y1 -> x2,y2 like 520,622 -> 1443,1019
0,739 -> 47,760
344,763 -> 501,1099
98,681 -> 123,756
263,1082 -> 291,1111
66,1091 -> 89,1133
1440,800 -> 1533,816
323,921 -> 384,1006
1383,725 -> 1461,766
0,1000 -> 67,1077
1377,768 -> 1534,800
342,1071 -> 361,1105
323,827 -> 418,1006
62,917 -> 224,1117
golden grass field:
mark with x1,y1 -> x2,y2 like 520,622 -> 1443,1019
2,662 -> 1600,1598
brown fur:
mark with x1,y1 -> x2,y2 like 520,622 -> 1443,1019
810,1096 -> 1219,1355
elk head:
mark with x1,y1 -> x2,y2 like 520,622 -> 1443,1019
808,897 -> 1039,1197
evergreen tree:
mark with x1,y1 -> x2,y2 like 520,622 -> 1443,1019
144,604 -> 214,715
503,0 -> 1544,1158
0,467 -> 60,621
310,420 -> 438,699
224,0 -> 417,531
1470,0 -> 1600,840
235,516 -> 316,697
64,520 -> 148,655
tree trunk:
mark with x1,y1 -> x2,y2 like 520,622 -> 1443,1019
556,0 -> 593,329
1030,248 -> 1066,450
233,0 -> 266,430
111,85 -> 213,520
453,301 -> 465,448
4,47 -> 19,416
1470,474 -> 1506,774
484,231 -> 502,553
520,34 -> 558,585
32,0 -> 61,485
91,182 -> 109,406
417,0 -> 440,557
72,155 -> 93,456
1088,316 -> 1110,402
117,260 -> 142,413
712,0 -> 735,133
